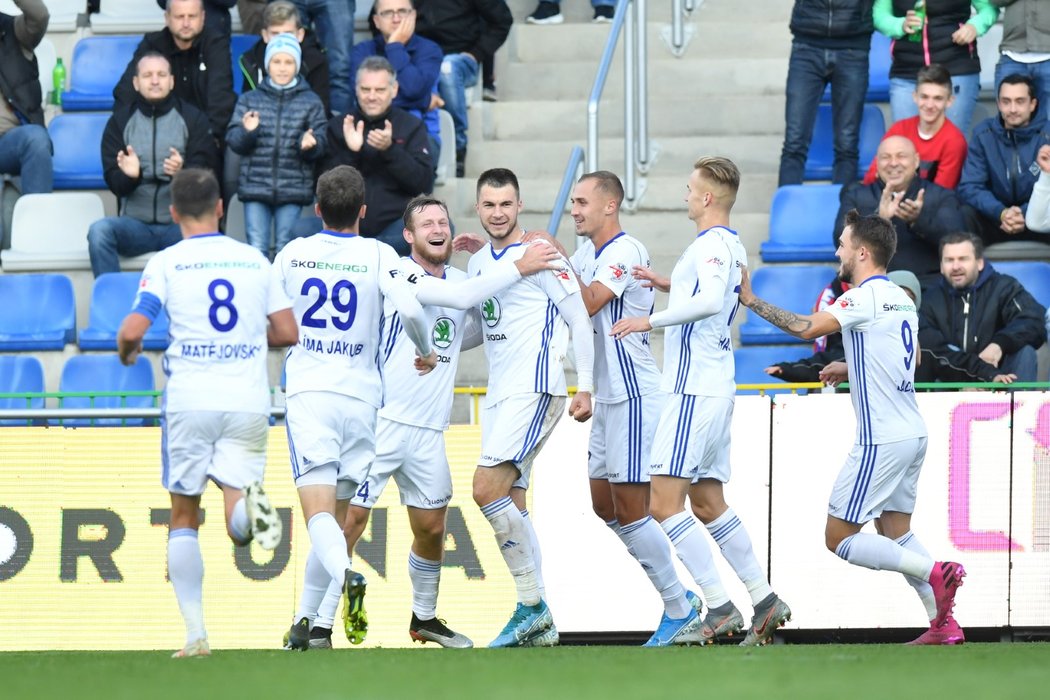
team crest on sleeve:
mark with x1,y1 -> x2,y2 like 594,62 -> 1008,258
705,256 -> 725,267
481,297 -> 501,328
140,275 -> 150,287
839,297 -> 858,309
609,263 -> 628,280
432,316 -> 456,349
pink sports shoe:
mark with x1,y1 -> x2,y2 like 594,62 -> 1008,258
907,616 -> 965,645
928,561 -> 966,626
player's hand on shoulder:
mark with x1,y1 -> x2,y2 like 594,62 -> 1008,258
452,232 -> 487,254
415,350 -> 438,375
737,264 -> 756,307
569,391 -> 592,422
632,265 -> 670,293
516,239 -> 562,275
818,360 -> 848,387
521,230 -> 569,259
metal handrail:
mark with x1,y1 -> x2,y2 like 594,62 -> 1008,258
546,146 -> 585,237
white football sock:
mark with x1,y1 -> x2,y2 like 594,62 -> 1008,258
409,551 -> 442,620
481,496 -> 539,605
835,533 -> 934,580
307,512 -> 352,582
315,578 -> 341,630
621,516 -> 691,619
229,497 -> 250,544
661,510 -> 730,608
705,508 -> 773,605
520,508 -> 546,600
293,547 -> 330,625
895,531 -> 937,621
168,528 -> 206,644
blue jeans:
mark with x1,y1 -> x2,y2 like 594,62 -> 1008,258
995,55 -> 1050,120
889,73 -> 981,137
87,216 -> 182,277
292,0 -> 355,115
438,53 -> 479,153
779,40 -> 869,186
1001,345 -> 1038,383
0,124 -> 53,194
244,201 -> 303,257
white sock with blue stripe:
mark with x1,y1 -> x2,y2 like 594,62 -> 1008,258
705,508 -> 773,606
228,497 -> 250,544
622,516 -> 691,619
408,551 -> 442,620
660,511 -> 730,608
606,518 -> 638,558
894,531 -> 937,621
168,528 -> 206,644
834,533 -> 934,579
520,508 -> 546,600
293,547 -> 329,626
481,496 -> 540,605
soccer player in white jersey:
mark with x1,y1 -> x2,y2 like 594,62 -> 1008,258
611,157 -> 790,647
466,167 -> 595,648
738,209 -> 967,646
273,165 -> 437,647
117,168 -> 299,659
281,196 -> 560,650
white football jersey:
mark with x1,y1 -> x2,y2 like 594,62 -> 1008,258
825,275 -> 927,446
660,226 -> 745,398
273,231 -> 407,408
571,232 -> 661,404
134,233 -> 291,414
379,258 -> 478,430
467,241 -> 580,405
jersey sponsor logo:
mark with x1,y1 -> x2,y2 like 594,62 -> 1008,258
481,297 -> 501,328
883,303 -> 916,312
485,333 -> 507,341
609,263 -> 628,280
432,316 -> 456,349
290,260 -> 369,273
174,261 -> 261,271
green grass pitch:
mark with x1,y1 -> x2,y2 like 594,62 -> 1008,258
3,644 -> 1048,700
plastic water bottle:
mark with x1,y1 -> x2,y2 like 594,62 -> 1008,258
908,0 -> 926,43
51,58 -> 66,106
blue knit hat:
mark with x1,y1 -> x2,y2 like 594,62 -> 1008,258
265,33 -> 302,74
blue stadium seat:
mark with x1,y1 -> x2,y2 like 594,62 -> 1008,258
992,261 -> 1050,309
805,104 -> 885,181
57,355 -> 155,427
760,185 -> 842,263
0,355 -> 45,426
0,274 -> 76,351
821,32 -> 892,102
50,113 -> 109,190
231,34 -> 259,94
61,35 -> 141,111
734,345 -> 815,395
80,272 -> 171,351
739,265 -> 837,345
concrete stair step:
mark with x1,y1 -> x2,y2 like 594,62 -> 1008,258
504,0 -> 792,24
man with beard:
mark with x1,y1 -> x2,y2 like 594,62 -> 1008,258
281,193 -> 560,650
737,209 -> 967,646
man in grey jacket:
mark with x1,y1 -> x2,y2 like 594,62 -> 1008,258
88,52 -> 219,277
994,0 -> 1050,111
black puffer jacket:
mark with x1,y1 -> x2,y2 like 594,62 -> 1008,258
886,0 -> 982,78
237,30 -> 331,116
790,0 -> 874,49
0,11 -> 43,126
226,79 -> 327,205
918,263 -> 1047,381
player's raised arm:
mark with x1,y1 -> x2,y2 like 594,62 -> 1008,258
377,243 -> 435,371
413,241 -> 559,310
737,265 -> 842,341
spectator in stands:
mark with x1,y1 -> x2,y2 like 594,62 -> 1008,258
525,0 -> 614,24
237,0 -> 331,116
115,0 -> 236,146
306,56 -> 433,254
351,0 -> 443,168
836,135 -> 965,277
917,230 -> 1046,383
861,64 -> 968,189
89,53 -> 219,278
874,0 -> 998,136
778,0 -> 873,187
993,0 -> 1050,113
287,1 -> 356,116
957,74 -> 1050,246
1027,144 -> 1050,232
0,0 -> 52,194
415,0 -> 513,178
156,0 -> 237,38
227,34 -> 327,257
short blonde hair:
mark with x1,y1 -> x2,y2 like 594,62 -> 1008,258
693,156 -> 740,208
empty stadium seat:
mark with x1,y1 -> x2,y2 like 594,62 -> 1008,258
80,272 -> 171,351
89,0 -> 165,33
231,34 -> 259,94
57,355 -> 156,427
61,35 -> 141,111
50,113 -> 109,190
739,265 -> 837,345
760,185 -> 842,263
0,355 -> 45,425
0,274 -> 76,350
805,104 -> 885,181
993,261 -> 1050,309
0,192 -> 103,271
734,345 -> 815,395
822,32 -> 891,103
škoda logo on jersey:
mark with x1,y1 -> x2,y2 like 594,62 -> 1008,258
432,316 -> 456,349
481,297 -> 502,327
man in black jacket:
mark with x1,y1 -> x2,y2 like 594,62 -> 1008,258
89,53 -> 219,278
835,135 -> 965,279
918,231 -> 1046,383
114,0 -> 235,145
0,0 -> 51,193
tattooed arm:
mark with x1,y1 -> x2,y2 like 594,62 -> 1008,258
738,266 -> 842,341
